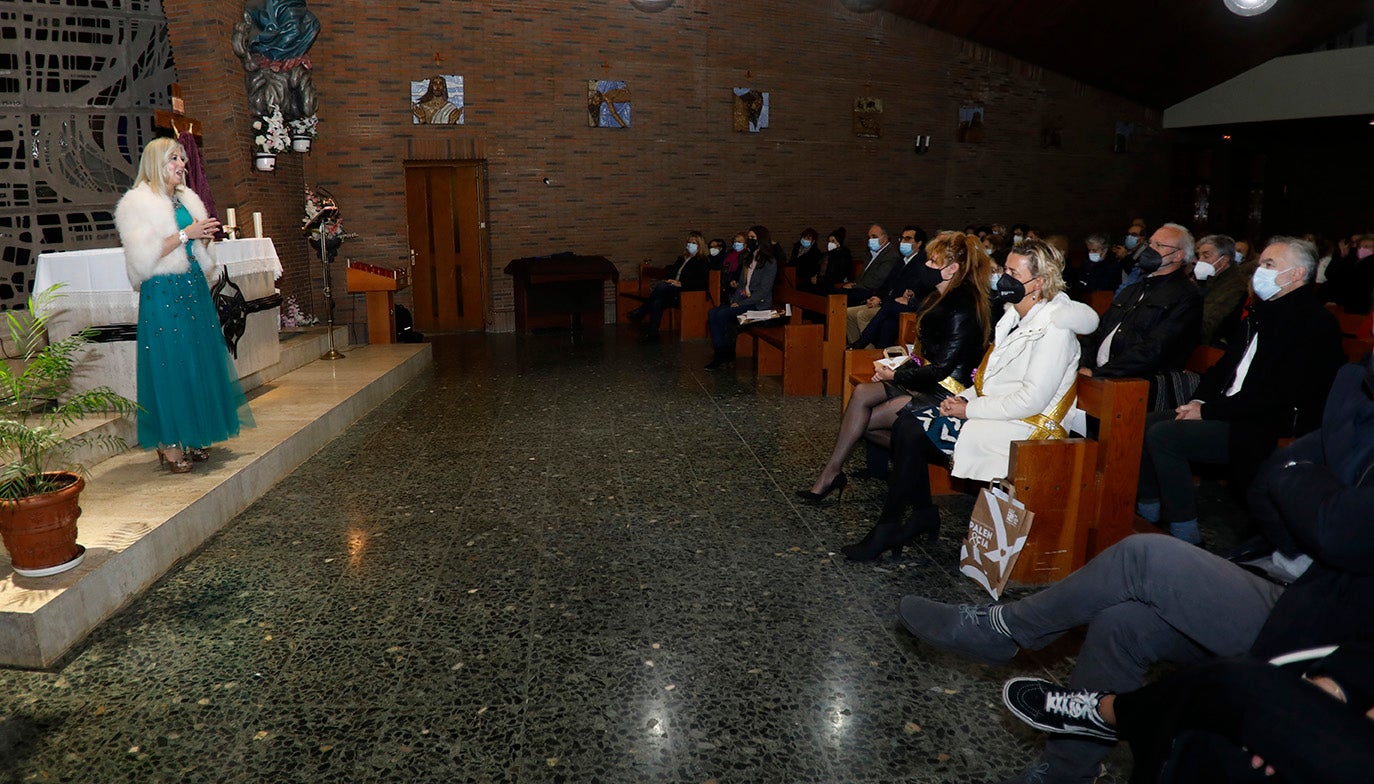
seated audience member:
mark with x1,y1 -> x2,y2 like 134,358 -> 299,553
841,240 -> 1098,561
835,224 -> 899,305
1137,237 -> 1344,544
1080,223 -> 1201,406
1001,642 -> 1374,784
896,346 -> 1374,784
1192,233 -> 1252,346
849,225 -> 931,348
1234,238 -> 1253,265
788,227 -> 822,285
720,232 -> 747,299
1078,232 -> 1119,293
1009,223 -> 1030,246
1113,221 -> 1148,294
801,227 -> 852,294
1323,232 -> 1374,315
798,232 -> 991,502
705,225 -> 777,369
706,237 -> 725,265
627,231 -> 711,338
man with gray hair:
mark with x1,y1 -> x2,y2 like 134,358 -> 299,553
1080,222 -> 1201,407
1193,233 -> 1251,346
1136,237 -> 1345,544
1078,232 -> 1119,293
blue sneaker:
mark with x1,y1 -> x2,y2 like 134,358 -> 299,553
897,596 -> 1019,666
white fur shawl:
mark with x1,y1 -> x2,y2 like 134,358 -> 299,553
114,183 -> 220,290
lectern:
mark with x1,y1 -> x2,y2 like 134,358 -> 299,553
346,261 -> 411,344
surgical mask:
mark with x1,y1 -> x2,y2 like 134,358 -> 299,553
899,241 -> 914,256
686,242 -> 698,255
1134,246 -> 1164,274
1193,261 -> 1216,281
709,247 -> 721,257
1124,235 -> 1140,249
1358,248 -> 1374,260
746,237 -> 759,251
989,272 -> 1002,290
1012,234 -> 1024,245
827,241 -> 839,252
993,273 -> 1028,305
800,239 -> 813,250
868,237 -> 882,252
1251,267 -> 1284,301
732,241 -> 745,252
1087,251 -> 1103,263
1234,250 -> 1244,262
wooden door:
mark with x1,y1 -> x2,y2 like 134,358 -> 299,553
403,162 -> 488,331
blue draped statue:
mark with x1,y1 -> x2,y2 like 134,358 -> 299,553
247,0 -> 320,61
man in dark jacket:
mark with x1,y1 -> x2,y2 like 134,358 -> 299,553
837,223 -> 899,306
628,243 -> 711,338
848,225 -> 930,347
1136,236 -> 1345,543
892,335 -> 1374,784
1193,233 -> 1252,346
1081,222 -> 1201,406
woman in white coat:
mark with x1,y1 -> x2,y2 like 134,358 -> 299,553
842,239 -> 1099,561
114,138 -> 252,473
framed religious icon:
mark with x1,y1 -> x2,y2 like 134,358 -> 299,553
412,74 -> 464,124
853,96 -> 881,138
588,80 -> 631,128
732,88 -> 769,133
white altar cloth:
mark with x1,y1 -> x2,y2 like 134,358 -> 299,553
34,238 -> 283,401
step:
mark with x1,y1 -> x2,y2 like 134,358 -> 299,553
0,342 -> 433,668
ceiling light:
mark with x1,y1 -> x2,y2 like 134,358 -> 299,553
1223,0 -> 1278,17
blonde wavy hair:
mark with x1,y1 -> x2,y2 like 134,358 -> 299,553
133,137 -> 186,195
1007,238 -> 1067,299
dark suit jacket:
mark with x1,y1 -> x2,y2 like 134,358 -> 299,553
881,250 -> 932,302
853,243 -> 899,292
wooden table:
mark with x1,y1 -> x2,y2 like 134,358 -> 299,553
504,254 -> 619,333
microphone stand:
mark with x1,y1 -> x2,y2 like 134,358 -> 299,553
302,202 -> 345,360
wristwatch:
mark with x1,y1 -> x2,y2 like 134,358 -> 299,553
178,229 -> 189,244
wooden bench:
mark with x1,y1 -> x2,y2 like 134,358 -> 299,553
1086,290 -> 1114,316
615,263 -> 718,339
734,283 -> 842,396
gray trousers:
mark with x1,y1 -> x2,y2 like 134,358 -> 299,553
1000,535 -> 1285,783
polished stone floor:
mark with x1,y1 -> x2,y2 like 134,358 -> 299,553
0,327 -> 1251,783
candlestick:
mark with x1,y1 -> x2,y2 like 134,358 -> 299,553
226,207 -> 236,228
253,212 -> 264,238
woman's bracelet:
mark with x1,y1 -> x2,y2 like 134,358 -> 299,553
178,229 -> 189,244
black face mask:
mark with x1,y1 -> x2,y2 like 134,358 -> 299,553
914,262 -> 945,294
746,238 -> 759,252
993,273 -> 1027,305
1135,246 -> 1164,274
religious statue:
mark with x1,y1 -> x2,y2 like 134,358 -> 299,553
232,0 -> 320,125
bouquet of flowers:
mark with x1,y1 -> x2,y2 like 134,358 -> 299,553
303,185 -> 351,247
280,296 -> 319,329
252,104 -> 291,154
289,114 -> 318,139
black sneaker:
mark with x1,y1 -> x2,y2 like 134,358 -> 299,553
897,596 -> 1019,666
1001,678 -> 1117,741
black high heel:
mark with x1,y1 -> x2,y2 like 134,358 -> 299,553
840,519 -> 904,562
796,472 -> 848,503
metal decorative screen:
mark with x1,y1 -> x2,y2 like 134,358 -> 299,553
0,0 -> 176,310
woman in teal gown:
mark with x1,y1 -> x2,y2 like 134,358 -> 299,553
114,138 -> 253,473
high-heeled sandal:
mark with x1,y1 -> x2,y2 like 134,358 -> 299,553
796,471 -> 848,503
156,447 -> 194,474
187,447 -> 209,462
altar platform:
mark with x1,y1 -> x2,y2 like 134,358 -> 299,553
0,331 -> 432,668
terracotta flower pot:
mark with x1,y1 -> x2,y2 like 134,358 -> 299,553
0,472 -> 86,578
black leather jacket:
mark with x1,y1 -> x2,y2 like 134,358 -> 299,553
893,284 -> 987,392
1083,267 -> 1201,378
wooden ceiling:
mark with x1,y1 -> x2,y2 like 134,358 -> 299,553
881,0 -> 1370,108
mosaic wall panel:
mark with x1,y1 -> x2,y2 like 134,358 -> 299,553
0,0 -> 175,310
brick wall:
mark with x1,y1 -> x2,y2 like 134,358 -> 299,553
172,0 -> 1168,334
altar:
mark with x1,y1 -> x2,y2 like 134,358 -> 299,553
34,238 -> 283,401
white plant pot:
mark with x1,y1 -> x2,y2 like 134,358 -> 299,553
254,153 -> 277,172
291,136 -> 313,153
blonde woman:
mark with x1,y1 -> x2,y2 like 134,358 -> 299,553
628,230 -> 710,338
114,138 -> 253,473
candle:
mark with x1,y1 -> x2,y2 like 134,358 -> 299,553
253,212 -> 263,238
226,207 -> 236,229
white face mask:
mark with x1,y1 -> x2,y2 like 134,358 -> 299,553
1012,234 -> 1024,245
686,242 -> 698,255
709,247 -> 721,257
827,241 -> 839,252
1234,250 -> 1244,262
1251,267 -> 1284,300
1087,251 -> 1103,263
1193,261 -> 1216,281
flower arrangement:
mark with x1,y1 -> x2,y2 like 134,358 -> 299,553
280,296 -> 320,329
303,185 -> 347,244
252,104 -> 290,154
289,114 -> 318,139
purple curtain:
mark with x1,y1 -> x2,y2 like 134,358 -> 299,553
178,130 -> 223,238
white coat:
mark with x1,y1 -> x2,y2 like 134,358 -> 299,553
951,292 -> 1100,481
113,183 -> 219,290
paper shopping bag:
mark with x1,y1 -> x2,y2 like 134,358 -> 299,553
959,479 -> 1035,600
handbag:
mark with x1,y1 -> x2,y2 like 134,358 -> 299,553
905,403 -> 963,456
958,479 -> 1036,599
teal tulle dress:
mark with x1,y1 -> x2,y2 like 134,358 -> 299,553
135,204 -> 254,449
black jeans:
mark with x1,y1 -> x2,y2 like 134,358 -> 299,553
642,283 -> 681,334
1137,411 -> 1231,524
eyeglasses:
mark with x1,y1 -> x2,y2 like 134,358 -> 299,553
1149,240 -> 1181,254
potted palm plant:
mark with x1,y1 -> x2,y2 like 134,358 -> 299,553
0,286 -> 137,577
